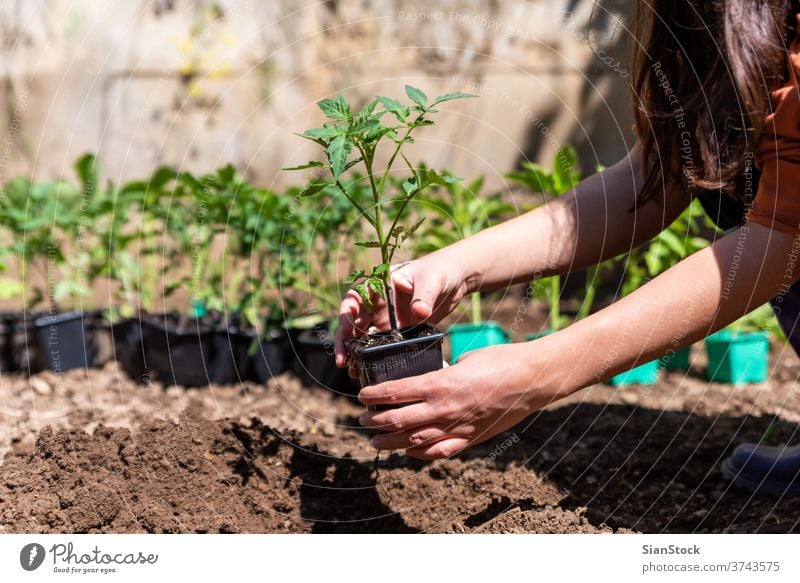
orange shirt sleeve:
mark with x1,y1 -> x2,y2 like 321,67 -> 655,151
748,19 -> 800,235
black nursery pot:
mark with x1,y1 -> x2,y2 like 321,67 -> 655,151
207,326 -> 254,385
140,315 -> 213,388
0,312 -> 17,373
293,324 -> 357,397
249,330 -> 289,383
97,316 -> 147,381
10,313 -> 43,374
349,323 -> 447,388
34,311 -> 94,372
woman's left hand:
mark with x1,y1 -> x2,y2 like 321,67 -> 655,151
358,341 -> 573,460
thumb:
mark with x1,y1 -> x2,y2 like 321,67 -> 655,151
407,268 -> 442,319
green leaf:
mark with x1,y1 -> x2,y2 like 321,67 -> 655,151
317,96 -> 351,121
282,161 -> 325,171
377,96 -> 408,121
405,85 -> 428,108
353,282 -> 373,309
343,269 -> 366,285
431,91 -> 477,105
402,217 -> 425,241
355,240 -> 381,248
75,153 -> 99,196
402,177 -> 418,196
372,263 -> 390,276
367,277 -> 385,299
327,135 -> 352,179
300,181 -> 328,197
303,125 -> 343,143
424,169 -> 462,186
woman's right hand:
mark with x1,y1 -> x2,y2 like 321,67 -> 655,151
334,252 -> 470,374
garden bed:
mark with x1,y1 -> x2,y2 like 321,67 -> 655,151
1,345 -> 800,534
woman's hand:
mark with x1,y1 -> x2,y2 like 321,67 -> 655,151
334,251 -> 470,374
357,341 -> 573,460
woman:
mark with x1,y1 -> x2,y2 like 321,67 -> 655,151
334,1 -> 800,493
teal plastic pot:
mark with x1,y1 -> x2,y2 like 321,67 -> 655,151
525,329 -> 554,341
610,360 -> 660,386
449,321 -> 509,363
705,330 -> 769,384
660,346 -> 691,371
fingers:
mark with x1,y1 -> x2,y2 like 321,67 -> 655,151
406,437 -> 470,460
407,267 -> 441,320
358,403 -> 433,432
335,290 -> 368,367
358,374 -> 436,406
370,424 -> 449,450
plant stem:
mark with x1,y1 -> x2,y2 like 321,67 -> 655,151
577,264 -> 599,321
470,292 -> 481,325
361,144 -> 399,331
550,275 -> 560,331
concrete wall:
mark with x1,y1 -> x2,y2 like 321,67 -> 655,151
0,0 -> 635,190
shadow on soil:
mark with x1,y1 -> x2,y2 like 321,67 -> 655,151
458,403 -> 800,533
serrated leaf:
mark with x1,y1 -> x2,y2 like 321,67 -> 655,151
343,269 -> 366,284
357,99 -> 378,121
376,96 -> 408,121
372,263 -> 390,276
402,217 -> 425,241
431,91 -> 478,105
342,157 -> 364,173
402,177 -> 418,196
317,96 -> 351,121
405,85 -> 428,108
300,181 -> 328,197
282,161 -> 325,171
367,277 -> 385,299
304,125 -> 343,141
327,135 -> 352,179
353,282 -> 373,309
355,240 -> 381,248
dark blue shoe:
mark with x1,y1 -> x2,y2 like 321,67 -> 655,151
722,443 -> 800,496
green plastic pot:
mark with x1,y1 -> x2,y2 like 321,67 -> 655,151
610,359 -> 660,386
705,330 -> 769,384
448,321 -> 509,363
660,346 -> 691,371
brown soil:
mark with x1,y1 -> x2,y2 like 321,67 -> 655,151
1,333 -> 800,533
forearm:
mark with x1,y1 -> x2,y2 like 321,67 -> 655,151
534,223 -> 799,395
433,145 -> 690,294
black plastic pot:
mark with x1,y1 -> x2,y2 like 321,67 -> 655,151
249,330 -> 289,383
207,326 -> 254,385
140,315 -> 213,387
10,313 -> 43,374
0,312 -> 16,373
293,325 -> 357,397
34,311 -> 94,372
94,316 -> 147,381
349,323 -> 447,388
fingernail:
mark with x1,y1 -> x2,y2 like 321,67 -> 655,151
358,413 -> 368,425
371,437 -> 384,448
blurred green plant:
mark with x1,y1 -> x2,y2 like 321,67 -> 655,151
414,174 -> 513,324
0,165 -> 87,310
507,146 -> 582,331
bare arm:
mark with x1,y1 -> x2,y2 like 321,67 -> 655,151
359,222 -> 799,459
545,223 -> 797,387
335,144 -> 691,365
434,144 -> 691,293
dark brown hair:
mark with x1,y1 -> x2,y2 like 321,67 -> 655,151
632,0 -> 794,205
